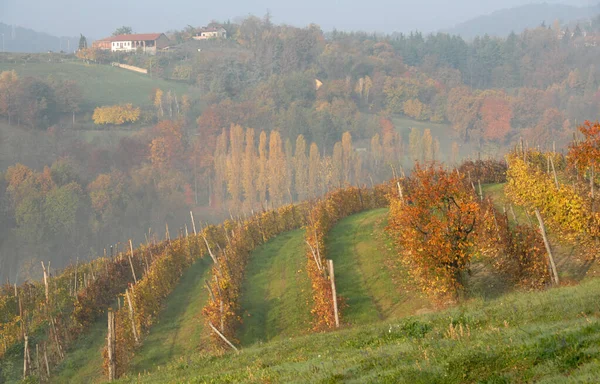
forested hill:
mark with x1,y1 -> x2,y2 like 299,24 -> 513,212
0,22 -> 79,53
443,3 -> 600,39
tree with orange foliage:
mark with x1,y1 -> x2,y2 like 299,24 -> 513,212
568,121 -> 600,172
480,95 -> 513,141
149,120 -> 185,170
388,165 -> 481,301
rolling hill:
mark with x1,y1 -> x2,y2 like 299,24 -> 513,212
443,3 -> 600,39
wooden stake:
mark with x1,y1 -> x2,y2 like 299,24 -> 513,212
328,260 -> 340,328
478,180 -> 483,201
190,211 -> 197,235
535,209 -> 560,286
128,240 -> 138,283
549,157 -> 559,189
107,309 -> 116,381
165,223 -> 171,242
41,261 -> 49,306
591,164 -> 595,199
208,322 -> 239,352
509,204 -> 518,224
397,182 -> 404,203
125,289 -> 139,345
43,343 -> 50,378
23,334 -> 29,379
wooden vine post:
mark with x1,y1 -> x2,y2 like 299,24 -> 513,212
41,261 -> 50,306
107,308 -> 116,381
128,240 -> 138,283
534,209 -> 560,286
23,334 -> 29,379
328,260 -> 340,328
125,289 -> 139,345
190,211 -> 197,235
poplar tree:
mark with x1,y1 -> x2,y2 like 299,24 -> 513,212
257,131 -> 268,205
294,135 -> 308,201
308,142 -> 320,198
332,142 -> 343,188
226,124 -> 244,209
409,127 -> 422,163
213,129 -> 228,207
242,128 -> 256,208
341,132 -> 353,184
422,129 -> 433,162
268,131 -> 287,206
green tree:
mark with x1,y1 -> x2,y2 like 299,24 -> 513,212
78,34 -> 88,50
113,26 -> 133,36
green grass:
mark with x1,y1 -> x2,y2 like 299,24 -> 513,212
327,209 -> 430,325
115,276 -> 600,383
0,61 -> 192,111
128,257 -> 213,375
51,313 -> 108,384
238,229 -> 313,346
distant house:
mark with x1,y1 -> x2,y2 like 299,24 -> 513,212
193,27 -> 227,40
93,33 -> 170,54
92,37 -> 116,50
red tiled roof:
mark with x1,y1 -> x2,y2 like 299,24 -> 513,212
109,33 -> 165,42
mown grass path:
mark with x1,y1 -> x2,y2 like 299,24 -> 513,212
128,257 -> 212,374
237,229 -> 313,346
52,309 -> 111,383
327,208 -> 429,326
51,257 -> 213,382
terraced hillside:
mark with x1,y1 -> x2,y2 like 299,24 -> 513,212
116,277 -> 600,383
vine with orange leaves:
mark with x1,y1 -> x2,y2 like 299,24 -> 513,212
201,204 -> 308,351
105,225 -> 227,377
305,185 -> 390,330
388,164 -> 550,303
0,240 -> 167,381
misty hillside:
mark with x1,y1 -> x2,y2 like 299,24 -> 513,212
0,22 -> 80,53
443,2 -> 600,39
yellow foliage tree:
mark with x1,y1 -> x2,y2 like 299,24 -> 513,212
92,104 -> 141,125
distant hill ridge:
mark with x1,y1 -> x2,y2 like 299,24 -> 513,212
0,22 -> 80,53
443,2 -> 600,39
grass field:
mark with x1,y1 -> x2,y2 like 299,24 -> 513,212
0,61 -> 193,111
128,257 -> 213,375
237,229 -> 313,346
115,274 -> 600,383
327,209 -> 430,325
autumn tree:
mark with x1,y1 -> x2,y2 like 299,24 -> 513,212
268,131 -> 287,206
480,94 -> 513,141
308,142 -> 320,198
422,129 -> 433,162
226,125 -> 245,209
93,104 -> 141,126
242,128 -> 257,208
409,128 -> 422,162
294,135 -> 309,201
257,131 -> 268,204
388,165 -> 481,300
0,70 -> 19,124
341,132 -> 353,184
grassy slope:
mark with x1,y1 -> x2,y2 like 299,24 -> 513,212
51,257 -> 212,382
0,61 -> 191,111
237,229 -> 313,346
118,276 -> 600,383
128,257 -> 212,375
51,314 -> 108,384
327,209 -> 430,326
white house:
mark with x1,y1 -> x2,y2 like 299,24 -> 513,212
108,33 -> 170,54
193,27 -> 227,40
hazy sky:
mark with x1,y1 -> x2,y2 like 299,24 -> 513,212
0,0 -> 595,38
